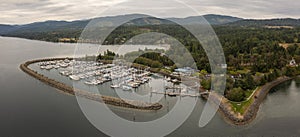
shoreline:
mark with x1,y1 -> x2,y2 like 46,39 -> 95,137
204,76 -> 293,125
20,58 -> 163,111
20,57 -> 296,125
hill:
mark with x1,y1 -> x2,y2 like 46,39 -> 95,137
168,14 -> 242,25
0,14 -> 242,36
226,18 -> 300,27
1,14 -> 300,42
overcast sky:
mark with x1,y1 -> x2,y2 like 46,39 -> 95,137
0,0 -> 299,24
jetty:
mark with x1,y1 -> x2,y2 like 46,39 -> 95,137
20,58 -> 162,111
150,85 -> 209,97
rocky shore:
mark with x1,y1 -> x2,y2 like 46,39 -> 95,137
203,76 -> 293,125
20,58 -> 163,111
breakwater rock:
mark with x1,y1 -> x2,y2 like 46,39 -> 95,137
20,58 -> 162,111
203,77 -> 292,125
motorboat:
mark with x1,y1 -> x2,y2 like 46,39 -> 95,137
166,77 -> 171,82
122,85 -> 132,91
45,65 -> 54,70
167,92 -> 177,97
54,65 -> 60,69
110,84 -> 120,88
69,75 -> 80,81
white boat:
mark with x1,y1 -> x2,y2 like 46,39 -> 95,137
45,65 -> 53,70
122,85 -> 132,91
59,63 -> 69,68
60,71 -> 71,76
167,77 -> 171,82
64,59 -> 70,63
79,75 -> 86,79
84,81 -> 94,85
172,79 -> 179,83
69,75 -> 80,81
110,84 -> 120,88
181,88 -> 188,93
84,79 -> 99,85
54,65 -> 60,69
127,82 -> 138,88
103,74 -> 110,78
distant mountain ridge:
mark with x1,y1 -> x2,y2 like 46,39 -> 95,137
0,24 -> 18,34
168,14 -> 243,25
225,18 -> 300,27
0,14 -> 242,35
0,14 -> 299,40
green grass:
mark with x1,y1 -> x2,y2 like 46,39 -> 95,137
229,88 -> 258,114
230,97 -> 254,114
244,89 -> 254,99
160,68 -> 171,74
236,69 -> 250,74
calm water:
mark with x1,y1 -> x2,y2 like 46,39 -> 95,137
1,36 -> 300,137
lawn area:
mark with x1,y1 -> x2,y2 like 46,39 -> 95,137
244,90 -> 253,99
230,97 -> 254,114
229,87 -> 259,114
160,68 -> 171,74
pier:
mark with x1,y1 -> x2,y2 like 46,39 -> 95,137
151,85 -> 209,97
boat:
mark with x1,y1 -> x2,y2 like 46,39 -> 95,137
45,65 -> 53,70
166,77 -> 171,82
96,80 -> 104,85
40,66 -> 46,69
127,82 -> 139,88
60,71 -> 71,76
181,87 -> 188,93
110,84 -> 120,88
59,63 -> 69,68
69,75 -> 80,81
122,85 -> 132,91
79,74 -> 86,79
84,79 -> 100,85
172,79 -> 180,83
64,59 -> 70,63
167,92 -> 177,97
84,81 -> 94,85
142,77 -> 151,83
53,65 -> 60,69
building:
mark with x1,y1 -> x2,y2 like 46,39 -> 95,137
289,58 -> 298,67
174,67 -> 195,76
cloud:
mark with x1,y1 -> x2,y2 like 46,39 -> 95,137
0,0 -> 125,24
186,0 -> 300,19
0,0 -> 299,24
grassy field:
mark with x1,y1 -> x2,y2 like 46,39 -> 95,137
230,97 -> 254,114
229,87 -> 259,114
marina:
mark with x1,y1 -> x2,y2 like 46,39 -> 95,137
20,58 -> 163,111
38,59 -> 154,91
36,59 -> 201,97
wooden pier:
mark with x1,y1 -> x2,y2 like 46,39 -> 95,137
151,90 -> 209,97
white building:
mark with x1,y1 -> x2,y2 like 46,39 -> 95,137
290,58 -> 298,67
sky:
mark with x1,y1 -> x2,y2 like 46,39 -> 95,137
0,0 -> 299,24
